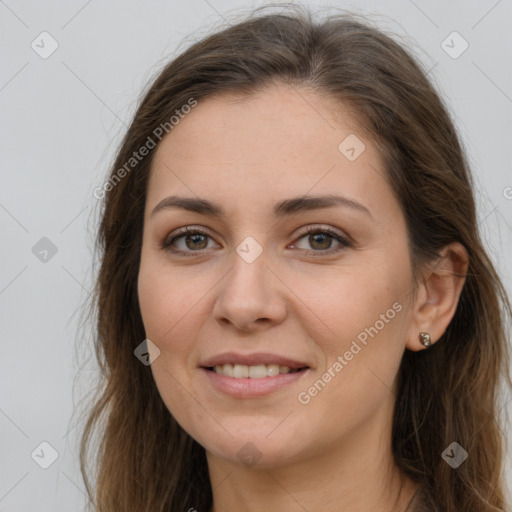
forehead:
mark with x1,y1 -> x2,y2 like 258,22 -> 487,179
152,84 -> 366,164
147,84 -> 393,220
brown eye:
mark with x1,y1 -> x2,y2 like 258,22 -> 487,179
181,232 -> 209,250
307,232 -> 334,250
161,227 -> 217,254
291,225 -> 352,255
161,225 -> 352,257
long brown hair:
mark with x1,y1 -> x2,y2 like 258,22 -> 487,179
76,4 -> 512,511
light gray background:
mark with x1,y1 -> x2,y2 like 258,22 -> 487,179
1,1 -> 511,510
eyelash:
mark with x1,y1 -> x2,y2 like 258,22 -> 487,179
160,224 -> 353,257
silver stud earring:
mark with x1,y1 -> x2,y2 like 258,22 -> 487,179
419,332 -> 432,347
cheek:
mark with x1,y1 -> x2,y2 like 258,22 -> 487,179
138,255 -> 207,435
297,263 -> 407,353
295,253 -> 410,403
137,252 -> 200,342
137,252 -> 210,402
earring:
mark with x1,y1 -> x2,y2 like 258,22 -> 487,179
419,332 -> 432,347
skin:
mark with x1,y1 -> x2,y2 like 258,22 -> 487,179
137,82 -> 468,512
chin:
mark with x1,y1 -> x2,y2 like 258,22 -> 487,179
200,430 -> 307,470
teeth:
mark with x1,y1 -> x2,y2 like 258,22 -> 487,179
213,363 -> 299,378
233,364 -> 248,378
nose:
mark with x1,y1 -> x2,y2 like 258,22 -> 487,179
212,248 -> 287,333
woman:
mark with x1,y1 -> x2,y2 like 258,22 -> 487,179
79,4 -> 512,511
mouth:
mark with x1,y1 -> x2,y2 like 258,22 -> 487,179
204,363 -> 310,378
199,352 -> 312,397
200,361 -> 311,398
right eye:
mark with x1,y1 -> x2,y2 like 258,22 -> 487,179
160,227 -> 219,255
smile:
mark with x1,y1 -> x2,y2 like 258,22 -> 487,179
210,363 -> 305,378
201,366 -> 310,398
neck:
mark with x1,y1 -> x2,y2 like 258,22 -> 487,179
207,409 -> 421,512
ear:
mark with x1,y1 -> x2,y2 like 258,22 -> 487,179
406,242 -> 469,351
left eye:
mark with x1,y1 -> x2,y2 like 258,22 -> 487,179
161,225 -> 351,255
291,227 -> 351,253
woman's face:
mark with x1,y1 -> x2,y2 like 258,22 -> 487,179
138,83 -> 417,469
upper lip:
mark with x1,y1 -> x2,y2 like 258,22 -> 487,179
200,352 -> 310,370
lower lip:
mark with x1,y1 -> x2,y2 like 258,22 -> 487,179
201,367 -> 310,398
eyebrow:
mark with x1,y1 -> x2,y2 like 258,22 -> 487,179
151,194 -> 373,220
